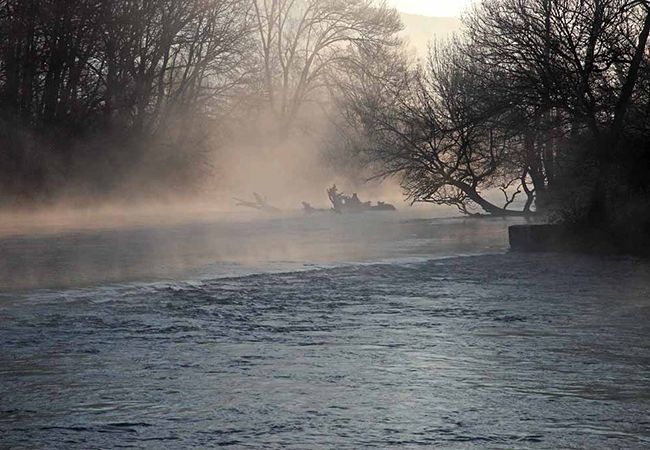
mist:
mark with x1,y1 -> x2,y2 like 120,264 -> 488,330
3,1 -> 650,448
0,2 -> 470,224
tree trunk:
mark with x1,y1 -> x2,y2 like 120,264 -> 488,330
524,124 -> 548,210
452,180 -> 532,216
612,7 -> 650,145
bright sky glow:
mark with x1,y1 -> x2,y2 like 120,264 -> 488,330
387,0 -> 477,17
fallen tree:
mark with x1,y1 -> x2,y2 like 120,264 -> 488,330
233,193 -> 280,212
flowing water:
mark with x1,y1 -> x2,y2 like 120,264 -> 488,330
1,212 -> 649,449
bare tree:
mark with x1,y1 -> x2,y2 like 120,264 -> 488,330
336,43 -> 533,216
0,0 -> 252,202
463,0 -> 650,220
336,0 -> 650,218
249,0 -> 401,136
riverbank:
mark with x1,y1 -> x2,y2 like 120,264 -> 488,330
509,224 -> 650,256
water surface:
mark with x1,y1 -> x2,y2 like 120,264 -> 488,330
1,213 -> 649,448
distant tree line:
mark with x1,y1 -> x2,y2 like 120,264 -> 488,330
0,0 -> 400,204
0,0 -> 253,202
339,0 -> 650,232
3,0 -> 649,239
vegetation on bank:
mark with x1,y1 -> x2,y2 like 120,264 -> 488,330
339,0 -> 650,229
0,0 -> 400,204
1,0 -> 650,245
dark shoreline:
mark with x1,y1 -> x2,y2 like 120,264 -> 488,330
509,224 -> 650,257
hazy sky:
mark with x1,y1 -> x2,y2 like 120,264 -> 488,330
387,0 -> 477,17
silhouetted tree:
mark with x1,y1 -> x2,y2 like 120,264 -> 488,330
336,42 -> 533,216
338,0 -> 650,220
0,0 -> 251,203
464,0 -> 650,222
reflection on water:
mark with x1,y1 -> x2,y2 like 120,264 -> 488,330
1,214 -> 649,448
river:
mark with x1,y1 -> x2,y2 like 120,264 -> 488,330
1,212 -> 649,448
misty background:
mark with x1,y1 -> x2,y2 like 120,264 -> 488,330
2,0 -> 650,253
3,3 -> 650,448
0,2 -> 459,216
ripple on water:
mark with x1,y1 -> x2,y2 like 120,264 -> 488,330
1,253 -> 650,448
